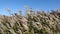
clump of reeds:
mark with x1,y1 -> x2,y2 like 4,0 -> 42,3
0,8 -> 60,34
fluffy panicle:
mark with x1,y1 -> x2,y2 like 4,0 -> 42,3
0,8 -> 60,34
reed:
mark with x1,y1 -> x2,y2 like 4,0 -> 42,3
0,8 -> 60,34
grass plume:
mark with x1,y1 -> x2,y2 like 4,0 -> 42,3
0,8 -> 60,34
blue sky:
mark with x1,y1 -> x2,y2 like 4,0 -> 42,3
0,0 -> 60,16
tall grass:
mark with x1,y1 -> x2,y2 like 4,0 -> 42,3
0,8 -> 60,34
